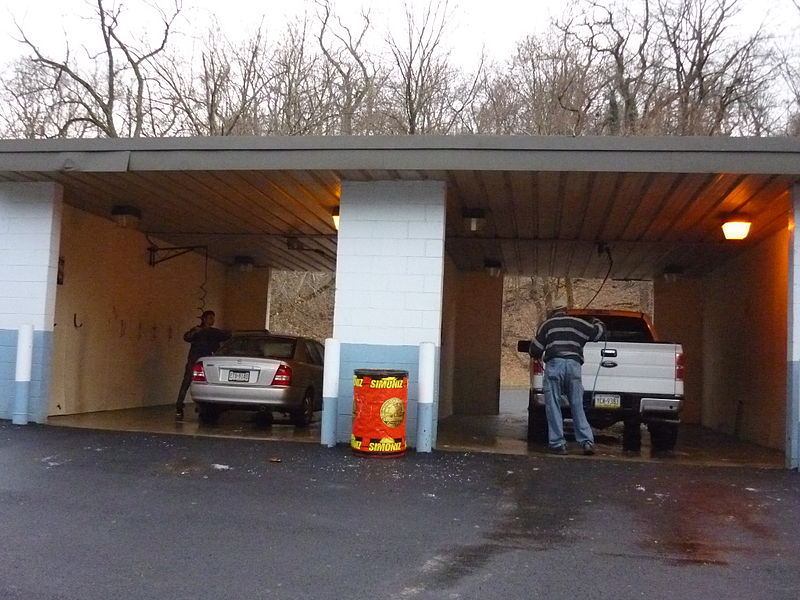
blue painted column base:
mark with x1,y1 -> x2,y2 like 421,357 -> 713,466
416,403 -> 433,452
321,395 -> 338,448
788,361 -> 800,470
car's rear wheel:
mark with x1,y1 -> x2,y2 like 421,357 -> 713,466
253,409 -> 274,427
197,403 -> 221,425
292,389 -> 314,427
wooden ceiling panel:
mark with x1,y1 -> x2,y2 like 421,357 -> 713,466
534,172 -> 562,240
557,171 -> 592,240
481,171 -> 517,239
578,172 -> 620,241
665,173 -> 746,241
598,172 -> 652,241
619,173 -> 682,241
641,173 -> 716,241
507,171 -> 537,240
3,162 -> 796,278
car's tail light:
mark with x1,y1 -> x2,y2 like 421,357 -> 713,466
272,364 -> 292,386
675,352 -> 685,381
192,361 -> 206,382
533,359 -> 544,375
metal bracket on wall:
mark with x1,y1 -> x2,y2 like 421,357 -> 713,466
286,237 -> 326,255
147,244 -> 208,267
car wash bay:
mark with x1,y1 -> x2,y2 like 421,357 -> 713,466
0,136 -> 798,469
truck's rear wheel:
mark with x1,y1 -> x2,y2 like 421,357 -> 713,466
623,418 -> 642,451
528,393 -> 548,443
648,422 -> 678,456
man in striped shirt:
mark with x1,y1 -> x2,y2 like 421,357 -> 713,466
530,307 -> 606,455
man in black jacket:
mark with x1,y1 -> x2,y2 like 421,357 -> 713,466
530,307 -> 605,455
175,310 -> 231,420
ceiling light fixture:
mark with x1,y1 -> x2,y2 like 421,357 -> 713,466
233,255 -> 255,272
111,205 -> 141,229
722,218 -> 751,240
661,264 -> 684,283
331,206 -> 340,231
463,208 -> 487,233
484,258 -> 503,278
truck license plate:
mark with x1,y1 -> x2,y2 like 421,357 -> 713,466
594,394 -> 621,409
228,370 -> 250,383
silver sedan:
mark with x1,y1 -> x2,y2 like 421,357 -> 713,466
189,332 -> 324,427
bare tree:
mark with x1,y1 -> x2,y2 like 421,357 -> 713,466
385,0 -> 484,134
315,0 -> 386,134
259,17 -> 337,135
0,57 -> 89,138
156,23 -> 277,136
656,0 -> 775,135
12,0 -> 181,138
557,0 -> 666,135
525,0 -> 780,136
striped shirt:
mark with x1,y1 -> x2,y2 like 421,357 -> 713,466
530,315 -> 605,364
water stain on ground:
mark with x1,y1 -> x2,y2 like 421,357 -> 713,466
161,457 -> 208,476
403,459 -> 586,592
628,477 -> 779,566
403,461 -> 791,595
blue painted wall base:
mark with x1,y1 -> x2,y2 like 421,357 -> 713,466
335,343 -> 439,449
0,329 -> 52,424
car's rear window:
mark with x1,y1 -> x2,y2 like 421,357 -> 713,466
217,336 -> 297,359
585,315 -> 654,342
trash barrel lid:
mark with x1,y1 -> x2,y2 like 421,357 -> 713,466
354,369 -> 408,379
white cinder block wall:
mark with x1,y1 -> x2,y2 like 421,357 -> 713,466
331,180 -> 446,446
0,183 -> 63,422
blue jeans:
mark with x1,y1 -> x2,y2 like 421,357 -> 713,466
543,357 -> 594,448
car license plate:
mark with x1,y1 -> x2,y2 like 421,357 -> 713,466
594,394 -> 621,409
228,370 -> 250,383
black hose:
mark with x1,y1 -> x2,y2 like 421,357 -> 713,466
584,246 -> 614,309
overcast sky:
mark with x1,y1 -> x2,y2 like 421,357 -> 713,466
0,0 -> 796,70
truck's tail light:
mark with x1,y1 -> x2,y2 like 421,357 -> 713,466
533,359 -> 544,375
675,352 -> 685,381
272,364 -> 292,386
192,361 -> 206,382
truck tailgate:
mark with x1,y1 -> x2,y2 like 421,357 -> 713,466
582,342 -> 681,396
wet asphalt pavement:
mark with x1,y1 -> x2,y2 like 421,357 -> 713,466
1,423 -> 799,600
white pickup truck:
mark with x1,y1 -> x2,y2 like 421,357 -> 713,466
518,309 -> 684,455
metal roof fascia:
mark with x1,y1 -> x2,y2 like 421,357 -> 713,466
1,136 -> 800,176
0,151 -> 130,173
123,147 -> 800,176
3,134 -> 800,153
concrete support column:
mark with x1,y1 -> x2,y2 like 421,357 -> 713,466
223,266 -> 270,330
327,180 -> 446,448
450,270 -> 503,415
653,277 -> 704,425
0,183 -> 63,423
788,184 -> 800,470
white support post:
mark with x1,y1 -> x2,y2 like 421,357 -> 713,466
416,341 -> 436,452
12,324 -> 34,425
321,338 -> 341,448
788,184 -> 800,470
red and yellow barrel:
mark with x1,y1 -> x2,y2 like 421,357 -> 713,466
351,369 -> 408,457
